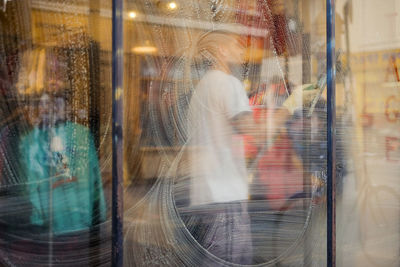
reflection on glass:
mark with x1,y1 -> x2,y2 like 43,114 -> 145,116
335,1 -> 400,266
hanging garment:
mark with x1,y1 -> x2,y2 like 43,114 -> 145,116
19,121 -> 106,235
257,132 -> 304,210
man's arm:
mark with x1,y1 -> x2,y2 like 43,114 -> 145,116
230,111 -> 254,135
231,108 -> 290,142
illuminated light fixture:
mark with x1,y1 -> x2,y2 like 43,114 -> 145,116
129,11 -> 137,19
168,2 -> 177,10
132,40 -> 158,54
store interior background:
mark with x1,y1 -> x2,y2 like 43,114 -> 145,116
0,0 -> 399,266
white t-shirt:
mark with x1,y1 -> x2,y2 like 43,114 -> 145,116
187,69 -> 251,206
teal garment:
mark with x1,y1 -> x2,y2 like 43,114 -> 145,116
20,121 -> 106,235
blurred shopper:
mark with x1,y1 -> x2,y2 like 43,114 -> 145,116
185,31 -> 254,265
185,31 -> 320,265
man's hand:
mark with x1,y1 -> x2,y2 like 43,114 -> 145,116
231,111 -> 255,135
282,84 -> 321,115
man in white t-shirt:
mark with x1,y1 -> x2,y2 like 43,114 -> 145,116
185,31 -> 254,265
183,30 -> 318,265
188,69 -> 251,206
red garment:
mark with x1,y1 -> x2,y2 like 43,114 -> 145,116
241,104 -> 304,210
257,132 -> 304,210
240,105 -> 267,160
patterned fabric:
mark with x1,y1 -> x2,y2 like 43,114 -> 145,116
19,121 -> 106,235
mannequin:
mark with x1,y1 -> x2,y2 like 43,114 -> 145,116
19,90 -> 106,263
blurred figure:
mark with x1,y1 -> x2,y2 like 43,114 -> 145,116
184,30 -> 321,265
185,31 -> 253,265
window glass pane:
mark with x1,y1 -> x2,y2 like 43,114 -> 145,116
336,0 -> 400,266
0,1 -> 112,265
124,0 -> 328,266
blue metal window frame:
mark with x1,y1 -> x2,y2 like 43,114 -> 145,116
112,0 -> 124,266
326,0 -> 336,266
110,0 -> 337,265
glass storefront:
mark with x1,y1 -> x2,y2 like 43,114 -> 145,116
0,0 -> 398,266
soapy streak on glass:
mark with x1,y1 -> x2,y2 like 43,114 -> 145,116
0,0 -> 398,266
124,1 -> 331,266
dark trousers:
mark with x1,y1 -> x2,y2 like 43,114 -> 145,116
183,201 -> 253,265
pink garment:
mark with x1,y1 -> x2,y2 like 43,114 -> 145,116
257,132 -> 304,210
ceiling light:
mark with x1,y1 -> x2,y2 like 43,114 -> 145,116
129,11 -> 137,19
168,2 -> 177,10
132,46 -> 158,54
132,40 -> 158,54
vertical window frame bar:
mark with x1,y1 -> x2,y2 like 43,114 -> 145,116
112,0 -> 124,266
326,0 -> 336,266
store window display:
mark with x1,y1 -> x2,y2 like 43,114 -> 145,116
14,83 -> 106,264
19,90 -> 106,235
